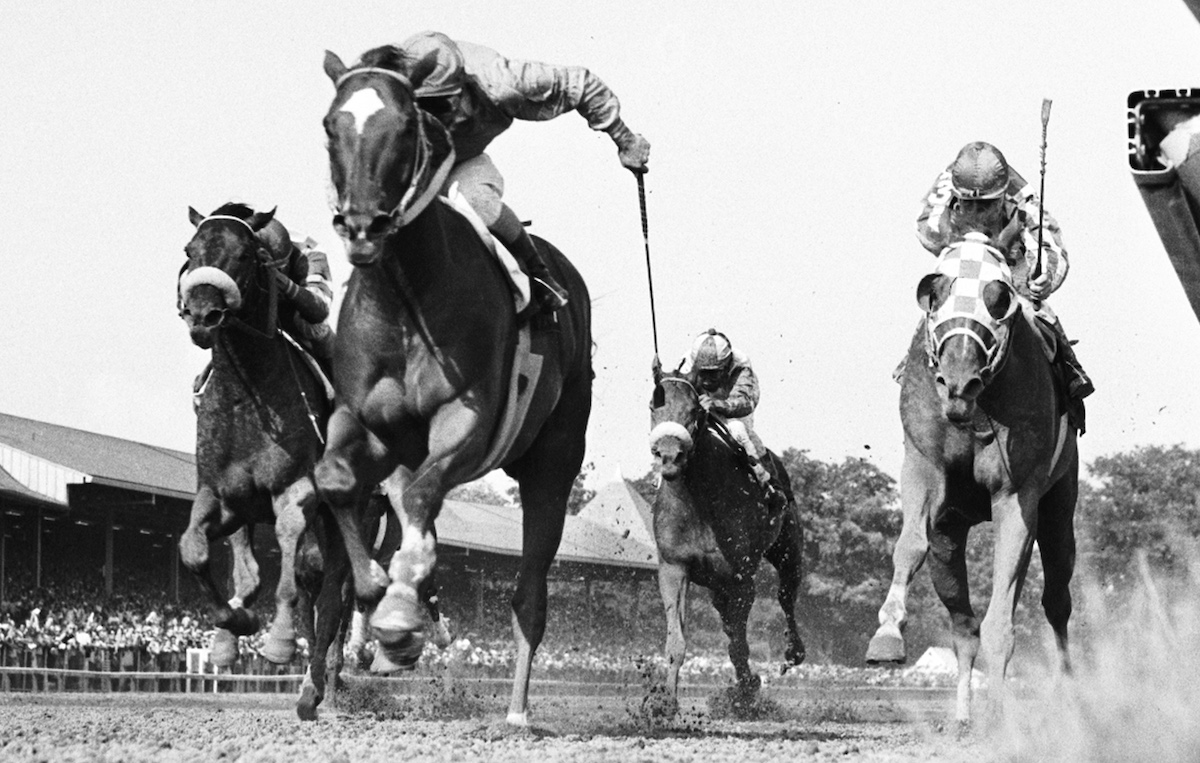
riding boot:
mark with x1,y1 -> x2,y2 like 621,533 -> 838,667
751,459 -> 788,513
1050,319 -> 1092,435
499,227 -> 569,314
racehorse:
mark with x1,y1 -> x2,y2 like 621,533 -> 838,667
176,203 -> 333,679
307,46 -> 594,726
865,233 -> 1079,725
648,369 -> 806,709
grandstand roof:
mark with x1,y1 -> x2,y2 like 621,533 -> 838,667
436,500 -> 658,570
0,413 -> 195,504
0,412 -> 658,570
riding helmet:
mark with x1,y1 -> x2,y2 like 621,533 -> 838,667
949,141 -> 1009,200
691,329 -> 733,371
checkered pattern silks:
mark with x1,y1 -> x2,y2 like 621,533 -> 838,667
928,232 -> 1014,359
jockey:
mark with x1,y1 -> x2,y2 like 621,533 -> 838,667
264,222 -> 336,378
400,31 -> 652,315
185,216 -> 336,398
914,141 -> 1094,411
681,329 -> 788,511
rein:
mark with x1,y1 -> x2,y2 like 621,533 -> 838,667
188,215 -> 324,444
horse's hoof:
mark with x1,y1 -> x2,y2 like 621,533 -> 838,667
505,711 -> 530,727
641,692 -> 679,720
369,634 -> 424,674
865,631 -> 906,664
220,609 -> 261,637
211,629 -> 238,667
296,685 -> 321,722
430,617 -> 453,649
369,589 -> 424,633
785,642 -> 807,667
261,635 -> 297,665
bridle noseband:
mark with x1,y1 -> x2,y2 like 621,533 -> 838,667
180,215 -> 287,338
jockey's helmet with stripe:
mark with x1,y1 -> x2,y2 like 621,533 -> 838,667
948,142 -> 1010,241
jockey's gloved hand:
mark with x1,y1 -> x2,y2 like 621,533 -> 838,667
698,394 -> 715,412
608,119 -> 651,173
1028,270 -> 1051,301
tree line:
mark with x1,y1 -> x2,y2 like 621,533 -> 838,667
451,444 -> 1200,665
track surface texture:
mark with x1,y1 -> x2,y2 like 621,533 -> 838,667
0,685 -> 996,763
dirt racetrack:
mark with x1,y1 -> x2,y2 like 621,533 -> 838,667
0,683 -> 993,763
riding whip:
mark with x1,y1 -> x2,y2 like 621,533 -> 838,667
635,171 -> 660,359
1033,98 -> 1052,287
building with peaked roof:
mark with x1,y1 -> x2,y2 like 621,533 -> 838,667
577,467 -> 657,556
0,413 -> 660,610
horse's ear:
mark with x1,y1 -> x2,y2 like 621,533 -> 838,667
916,273 -> 948,312
983,280 -> 1019,321
408,50 -> 440,93
324,50 -> 349,84
247,207 -> 277,232
651,354 -> 663,385
187,207 -> 205,228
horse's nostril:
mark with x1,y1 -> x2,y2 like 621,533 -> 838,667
202,309 -> 225,328
935,373 -> 946,387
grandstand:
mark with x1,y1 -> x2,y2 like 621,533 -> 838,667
0,412 -> 659,626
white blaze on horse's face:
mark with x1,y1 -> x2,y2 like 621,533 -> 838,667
340,87 -> 387,136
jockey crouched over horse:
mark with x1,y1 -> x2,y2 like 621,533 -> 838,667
177,204 -> 452,719
279,31 -> 649,726
866,141 -> 1088,725
175,203 -> 342,718
647,331 -> 806,714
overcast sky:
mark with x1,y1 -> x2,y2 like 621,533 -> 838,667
4,0 -> 1200,487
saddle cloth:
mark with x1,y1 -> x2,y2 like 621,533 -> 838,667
440,184 -> 531,314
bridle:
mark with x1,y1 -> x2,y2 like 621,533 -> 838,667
181,214 -> 325,445
329,67 -> 456,242
180,215 -> 290,340
922,235 -> 1019,385
649,376 -> 707,453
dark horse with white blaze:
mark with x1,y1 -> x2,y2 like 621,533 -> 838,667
865,233 -> 1079,725
648,370 -> 806,708
304,46 -> 592,726
177,203 -> 350,719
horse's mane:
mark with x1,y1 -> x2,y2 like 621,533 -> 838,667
355,45 -> 410,73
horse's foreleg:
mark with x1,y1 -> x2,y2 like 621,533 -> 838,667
713,586 -> 759,696
657,561 -> 690,704
315,407 -> 393,603
764,505 -> 806,669
371,405 -> 482,671
1038,467 -> 1078,677
224,524 -> 262,636
979,491 -> 1037,724
867,450 -> 942,664
928,507 -> 979,725
297,519 -> 351,721
179,489 -> 247,665
264,478 -> 317,664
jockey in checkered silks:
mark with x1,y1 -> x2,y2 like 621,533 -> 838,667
399,31 -> 651,317
905,141 -> 1094,429
681,329 -> 789,511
